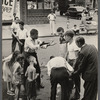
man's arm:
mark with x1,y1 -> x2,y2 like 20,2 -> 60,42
46,61 -> 51,76
24,38 -> 40,50
73,53 -> 86,75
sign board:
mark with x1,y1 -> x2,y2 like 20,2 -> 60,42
2,0 -> 19,21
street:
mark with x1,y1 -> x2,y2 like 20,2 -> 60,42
2,11 -> 98,100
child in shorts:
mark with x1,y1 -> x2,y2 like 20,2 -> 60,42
25,56 -> 39,100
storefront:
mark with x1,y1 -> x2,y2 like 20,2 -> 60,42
19,0 -> 51,24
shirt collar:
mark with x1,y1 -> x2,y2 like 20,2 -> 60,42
81,44 -> 86,49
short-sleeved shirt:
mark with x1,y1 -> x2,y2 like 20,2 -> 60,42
67,40 -> 80,60
17,28 -> 28,39
47,13 -> 56,21
11,22 -> 19,33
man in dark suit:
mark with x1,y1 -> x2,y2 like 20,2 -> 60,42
72,37 -> 98,100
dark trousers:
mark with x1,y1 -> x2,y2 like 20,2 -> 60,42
73,75 -> 80,99
24,52 -> 41,88
18,39 -> 25,53
68,59 -> 80,99
12,33 -> 18,52
50,67 -> 70,100
82,78 -> 97,100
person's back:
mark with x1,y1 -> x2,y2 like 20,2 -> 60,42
80,44 -> 98,80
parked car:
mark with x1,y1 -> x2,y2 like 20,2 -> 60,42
66,6 -> 85,19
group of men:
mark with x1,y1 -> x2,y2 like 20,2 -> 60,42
10,15 -> 98,100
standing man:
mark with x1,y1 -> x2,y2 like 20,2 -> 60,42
47,10 -> 56,35
73,37 -> 98,100
64,30 -> 80,100
11,17 -> 20,52
17,21 -> 28,53
46,56 -> 74,100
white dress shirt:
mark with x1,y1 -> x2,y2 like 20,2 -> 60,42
24,37 -> 42,52
46,56 -> 74,76
17,28 -> 28,39
67,40 -> 80,60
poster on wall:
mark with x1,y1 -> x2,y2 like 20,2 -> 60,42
2,0 -> 20,21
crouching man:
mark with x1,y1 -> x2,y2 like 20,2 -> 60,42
46,56 -> 74,100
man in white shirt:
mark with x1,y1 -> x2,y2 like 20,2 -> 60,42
11,17 -> 20,52
47,10 -> 56,35
64,30 -> 80,100
17,21 -> 28,53
46,56 -> 74,100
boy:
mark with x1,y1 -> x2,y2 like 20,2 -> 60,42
17,21 -> 28,53
25,56 -> 39,100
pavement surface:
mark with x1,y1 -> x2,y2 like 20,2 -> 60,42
2,11 -> 98,100
2,10 -> 98,39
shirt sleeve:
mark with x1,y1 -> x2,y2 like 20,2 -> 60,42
74,53 -> 87,74
65,61 -> 74,72
2,54 -> 12,62
46,61 -> 51,76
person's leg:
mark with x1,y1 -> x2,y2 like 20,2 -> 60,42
19,40 -> 25,53
7,82 -> 11,93
60,80 -> 70,100
50,68 -> 58,100
52,21 -> 55,34
58,68 -> 70,100
50,21 -> 52,34
15,85 -> 20,100
82,78 -> 97,100
12,36 -> 17,52
31,53 -> 42,89
73,75 -> 80,99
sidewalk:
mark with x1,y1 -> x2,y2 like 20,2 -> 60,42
2,11 -> 82,39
